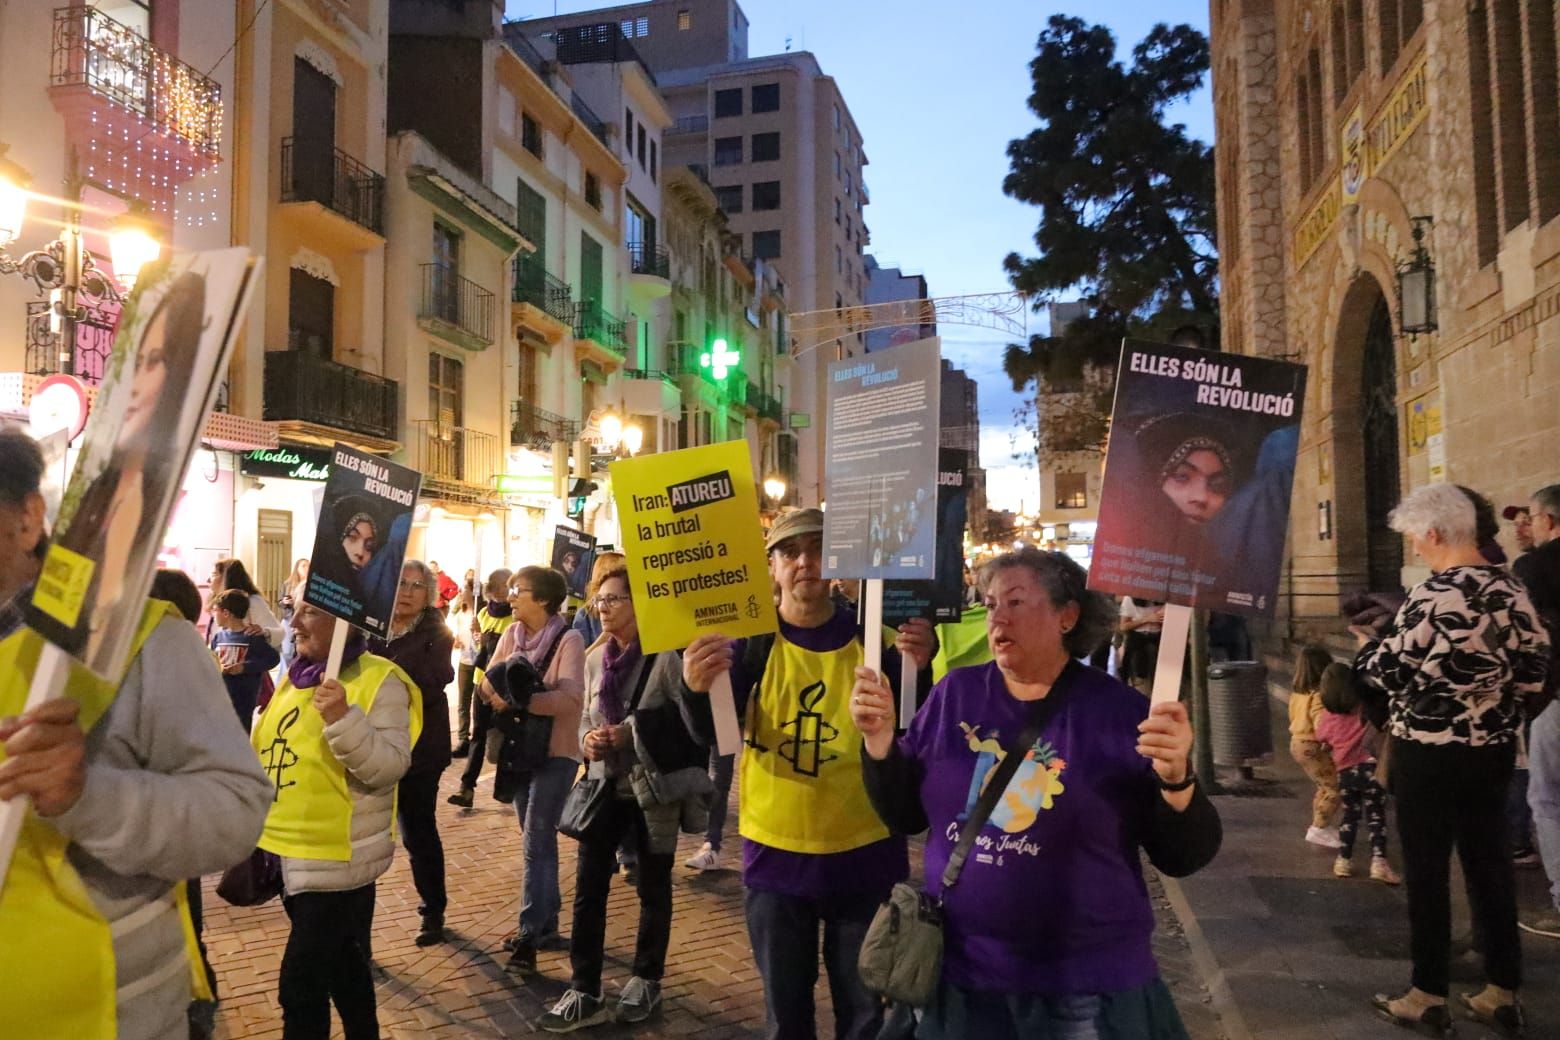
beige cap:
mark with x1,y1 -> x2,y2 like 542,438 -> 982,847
765,507 -> 824,552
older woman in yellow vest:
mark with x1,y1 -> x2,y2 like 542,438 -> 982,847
253,600 -> 421,1040
0,426 -> 272,1040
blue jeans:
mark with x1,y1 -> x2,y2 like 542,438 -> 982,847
510,756 -> 577,942
919,980 -> 1102,1040
1528,701 -> 1560,911
706,750 -> 735,850
744,887 -> 882,1040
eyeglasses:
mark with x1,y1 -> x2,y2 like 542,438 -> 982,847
508,586 -> 533,597
593,594 -> 632,609
397,580 -> 427,592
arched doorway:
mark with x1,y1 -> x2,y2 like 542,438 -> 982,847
1360,295 -> 1402,593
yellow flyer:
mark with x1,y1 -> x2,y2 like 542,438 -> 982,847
610,441 -> 778,654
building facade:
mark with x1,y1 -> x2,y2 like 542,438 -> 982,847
1213,0 -> 1560,638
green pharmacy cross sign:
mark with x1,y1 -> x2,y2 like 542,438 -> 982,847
700,339 -> 740,381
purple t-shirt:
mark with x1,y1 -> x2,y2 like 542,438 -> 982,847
901,661 -> 1160,995
740,606 -> 909,899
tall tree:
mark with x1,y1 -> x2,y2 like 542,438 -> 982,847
1002,16 -> 1218,456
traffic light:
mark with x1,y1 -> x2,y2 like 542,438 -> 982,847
699,338 -> 740,380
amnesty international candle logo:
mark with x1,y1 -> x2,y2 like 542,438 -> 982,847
778,680 -> 839,777
259,707 -> 302,801
612,442 -> 777,654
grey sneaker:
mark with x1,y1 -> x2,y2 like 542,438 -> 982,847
539,989 -> 609,1033
616,976 -> 661,1023
1518,908 -> 1560,939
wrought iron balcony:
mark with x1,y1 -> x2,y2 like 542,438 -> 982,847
411,420 -> 500,488
573,300 -> 626,353
510,400 -> 579,449
623,368 -> 675,383
24,300 -> 118,385
670,115 -> 709,135
281,137 -> 385,235
420,263 -> 496,346
50,5 -> 222,157
628,242 -> 670,280
263,350 -> 399,441
570,93 -> 609,146
752,387 -> 784,423
511,258 -> 574,324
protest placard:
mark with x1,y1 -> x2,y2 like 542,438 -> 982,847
24,249 -> 259,678
822,337 -> 942,580
1089,339 -> 1307,619
551,525 -> 597,600
882,448 -> 971,626
303,444 -> 422,639
610,440 -> 777,655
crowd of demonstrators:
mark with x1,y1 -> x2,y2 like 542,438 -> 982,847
852,548 -> 1221,1039
1288,644 -> 1342,850
254,599 -> 419,1040
480,565 -> 585,973
1353,483 -> 1550,1036
540,566 -> 714,1031
0,427 -> 272,1040
368,560 -> 456,947
1514,485 -> 1560,942
449,569 -> 517,808
209,588 -> 281,730
682,509 -> 935,1040
208,557 -> 284,650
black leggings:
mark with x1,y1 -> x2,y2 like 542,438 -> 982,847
1337,762 -> 1388,858
1391,738 -> 1520,996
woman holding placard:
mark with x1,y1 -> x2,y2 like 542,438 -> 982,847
252,602 -> 419,1040
540,567 -> 713,1032
850,548 -> 1221,1039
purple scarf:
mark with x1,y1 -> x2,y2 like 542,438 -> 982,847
597,635 -> 643,725
516,614 -> 568,670
289,632 -> 368,689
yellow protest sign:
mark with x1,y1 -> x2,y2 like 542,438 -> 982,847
610,441 -> 778,654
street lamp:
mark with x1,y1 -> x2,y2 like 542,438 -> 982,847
620,422 -> 644,456
0,150 -> 164,378
763,474 -> 787,502
1397,215 -> 1437,338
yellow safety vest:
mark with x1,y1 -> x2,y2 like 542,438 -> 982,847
932,606 -> 993,683
0,599 -> 209,1040
252,653 -> 422,862
740,634 -> 890,855
473,607 -> 517,688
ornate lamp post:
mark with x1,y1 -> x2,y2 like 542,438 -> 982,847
1397,216 -> 1437,338
0,149 -> 163,378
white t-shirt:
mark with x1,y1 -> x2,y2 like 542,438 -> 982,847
1119,598 -> 1163,635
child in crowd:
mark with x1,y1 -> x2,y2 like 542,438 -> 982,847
1316,663 -> 1399,885
1290,644 -> 1342,848
208,588 -> 280,731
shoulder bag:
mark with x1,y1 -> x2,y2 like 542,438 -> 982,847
857,662 -> 1077,1008
559,652 -> 655,841
216,847 -> 282,907
485,629 -> 567,769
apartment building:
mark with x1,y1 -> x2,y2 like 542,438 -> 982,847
0,0 -> 281,594
863,257 -> 932,353
520,0 -> 869,506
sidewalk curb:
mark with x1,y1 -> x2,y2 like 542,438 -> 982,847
1159,874 -> 1253,1040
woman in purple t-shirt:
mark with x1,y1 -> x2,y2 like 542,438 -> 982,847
851,548 -> 1222,1039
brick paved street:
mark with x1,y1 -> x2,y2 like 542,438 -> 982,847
205,745 -> 1226,1038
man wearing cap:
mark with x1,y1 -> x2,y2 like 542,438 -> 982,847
1518,486 -> 1560,939
683,507 -> 934,1040
1505,505 -> 1535,558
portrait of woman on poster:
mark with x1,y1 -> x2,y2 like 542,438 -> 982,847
47,270 -> 208,671
309,495 -> 380,609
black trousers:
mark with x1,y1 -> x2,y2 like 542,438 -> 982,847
455,663 -> 476,742
1391,738 -> 1521,995
279,884 -> 378,1040
398,768 -> 447,917
460,699 -> 493,789
569,794 -> 674,994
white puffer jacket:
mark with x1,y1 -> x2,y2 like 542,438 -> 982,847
280,673 -> 413,893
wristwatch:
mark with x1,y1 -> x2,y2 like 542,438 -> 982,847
1157,769 -> 1196,792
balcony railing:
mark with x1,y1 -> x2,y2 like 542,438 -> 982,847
573,301 -> 626,352
669,115 -> 709,135
420,263 -> 496,345
411,420 -> 500,487
281,136 -> 385,235
510,401 -> 579,449
628,242 -> 670,279
550,22 -> 655,82
752,386 -> 784,423
511,259 -> 574,323
570,92 -> 609,146
24,300 -> 118,385
50,5 -> 222,156
502,24 -> 549,79
264,350 -> 399,441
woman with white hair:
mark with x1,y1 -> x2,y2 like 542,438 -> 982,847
1354,483 -> 1550,1036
